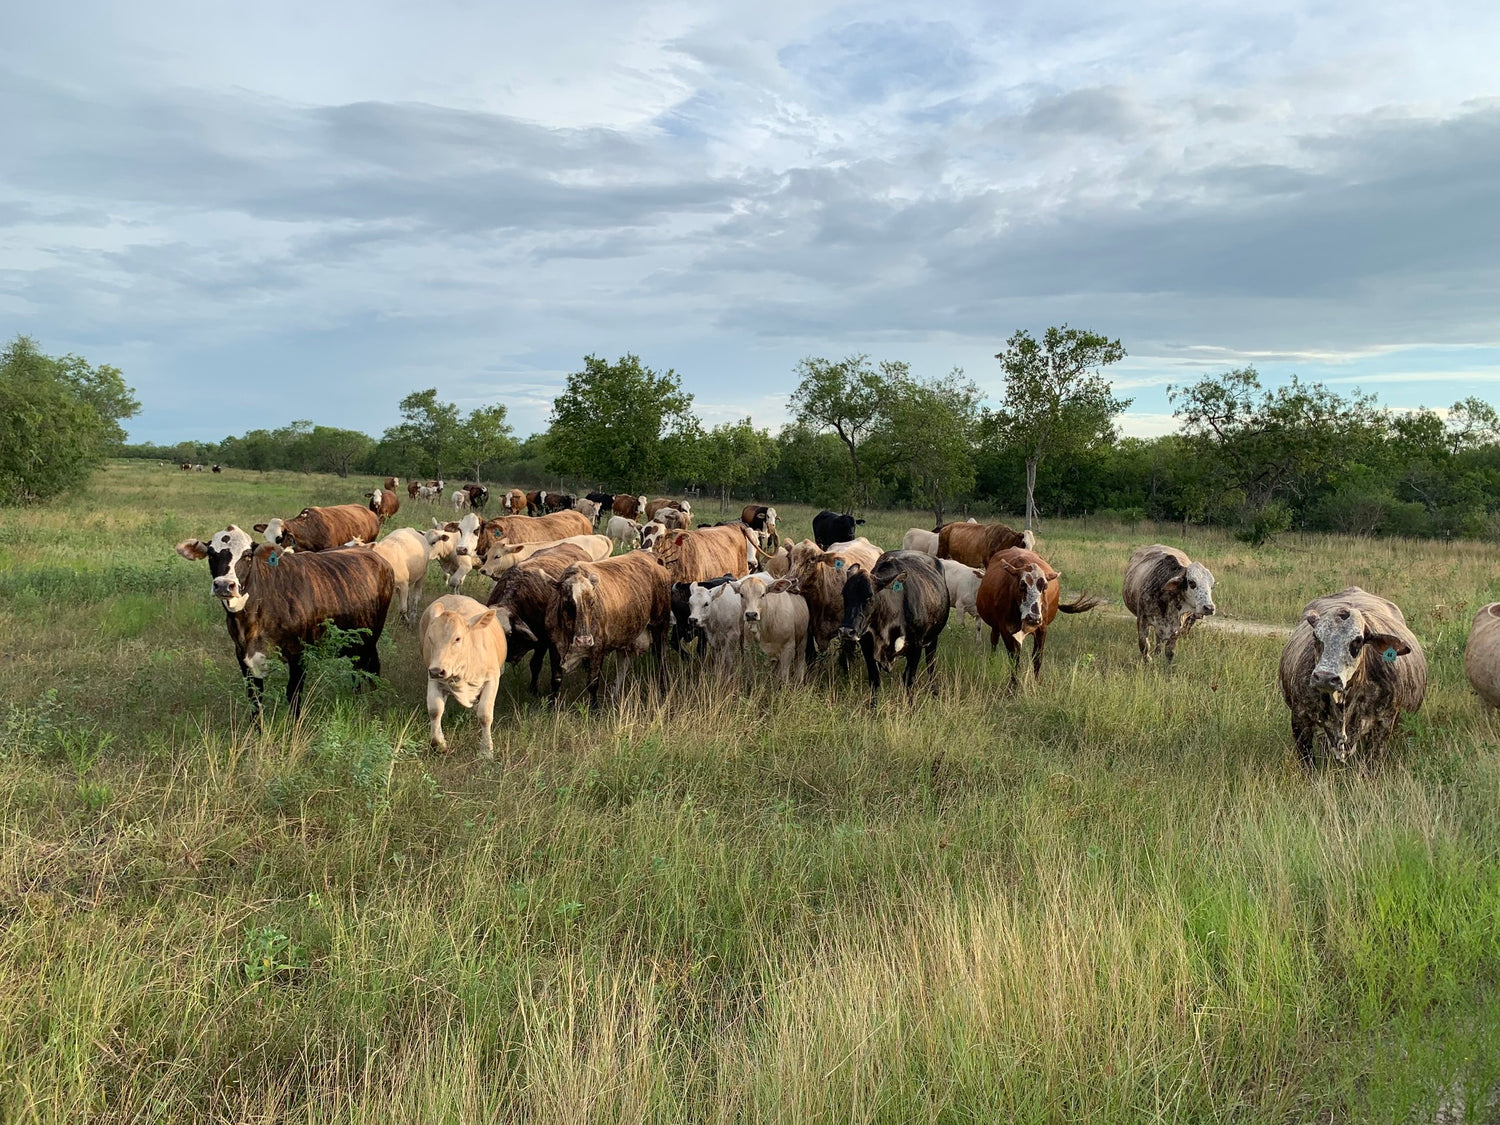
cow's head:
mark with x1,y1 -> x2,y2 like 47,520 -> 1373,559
480,542 -> 527,578
739,575 -> 772,628
425,520 -> 457,557
866,574 -> 914,671
175,525 -> 258,612
555,571 -> 602,669
640,522 -> 669,551
838,565 -> 874,641
1304,606 -> 1411,697
687,583 -> 719,630
453,512 -> 482,558
253,517 -> 294,549
367,489 -> 383,512
1166,560 -> 1216,618
1002,558 -> 1058,628
424,605 -> 497,683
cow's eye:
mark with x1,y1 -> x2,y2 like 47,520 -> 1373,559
1349,640 -> 1362,656
1187,580 -> 1196,589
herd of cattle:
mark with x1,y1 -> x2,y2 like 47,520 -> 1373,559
172,474 -> 1495,766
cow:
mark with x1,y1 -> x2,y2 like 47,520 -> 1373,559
659,506 -> 693,531
687,581 -> 746,674
462,484 -> 489,513
1466,603 -> 1500,709
542,492 -> 577,513
407,480 -> 421,501
419,480 -> 445,503
812,510 -> 865,550
639,521 -> 669,551
1278,588 -> 1426,766
211,464 -> 222,474
546,551 -> 672,708
573,497 -> 600,524
612,494 -> 648,520
607,515 -> 642,551
839,551 -> 950,699
936,522 -> 1034,569
645,498 -> 692,522
585,492 -> 615,519
976,547 -> 1103,686
937,558 -> 986,638
1122,544 -> 1218,665
383,476 -> 400,492
760,543 -> 792,578
651,524 -> 759,584
175,527 -> 393,717
180,462 -> 191,471
902,528 -> 939,555
670,574 -> 737,656
367,527 -> 431,625
481,510 -> 593,557
738,574 -> 809,682
255,504 -> 380,552
788,547 -> 857,668
426,515 -> 479,591
478,533 -> 612,579
420,594 -> 507,759
366,487 -> 400,522
792,537 -> 882,576
503,488 -> 527,515
452,489 -> 471,511
525,490 -> 546,516
484,543 -> 595,694
193,463 -> 205,472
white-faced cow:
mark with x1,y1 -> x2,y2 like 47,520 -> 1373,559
839,551 -> 950,699
738,574 -> 809,682
1278,587 -> 1426,766
420,594 -> 507,759
612,494 -> 649,521
503,488 -> 527,516
687,581 -> 746,675
976,547 -> 1103,687
366,487 -> 400,523
175,527 -> 392,717
255,505 -> 380,552
1122,544 -> 1217,665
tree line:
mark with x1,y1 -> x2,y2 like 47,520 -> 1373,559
13,328 -> 1498,542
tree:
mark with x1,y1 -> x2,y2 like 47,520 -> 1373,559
379,389 -> 464,480
699,418 -> 780,515
53,353 -> 139,447
307,426 -> 374,478
1447,397 -> 1500,454
459,404 -> 518,484
987,327 -> 1129,529
788,355 -> 894,510
871,370 -> 980,526
547,354 -> 699,490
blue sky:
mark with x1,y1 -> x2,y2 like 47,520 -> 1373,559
2,0 -> 1498,442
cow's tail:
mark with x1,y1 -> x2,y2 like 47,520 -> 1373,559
1058,594 -> 1106,614
744,530 -> 775,562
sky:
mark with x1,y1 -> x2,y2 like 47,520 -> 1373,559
2,0 -> 1499,443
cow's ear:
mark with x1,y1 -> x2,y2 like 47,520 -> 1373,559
1303,610 -> 1321,628
1162,569 -> 1185,593
252,522 -> 269,534
1364,630 -> 1411,657
431,517 -> 442,528
846,563 -> 863,577
472,609 -> 497,629
175,539 -> 208,560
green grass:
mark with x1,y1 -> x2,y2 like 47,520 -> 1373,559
1,461 -> 1499,1122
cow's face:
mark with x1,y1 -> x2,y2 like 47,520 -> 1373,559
1170,561 -> 1216,617
687,583 -> 716,629
838,567 -> 873,640
1305,607 -> 1411,697
254,517 -> 291,548
867,582 -> 910,670
480,543 -> 526,578
556,572 -> 600,669
454,513 -> 482,558
640,522 -> 668,551
425,523 -> 456,558
1006,563 -> 1054,628
425,608 -> 495,683
739,577 -> 770,628
175,525 -> 256,612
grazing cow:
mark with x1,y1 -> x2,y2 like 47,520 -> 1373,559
1122,544 -> 1218,665
612,494 -> 648,520
670,574 -> 737,655
607,515 -> 641,551
738,575 -> 809,682
645,497 -> 692,522
367,527 -> 431,624
652,524 -> 758,584
484,543 -> 595,693
902,528 -> 939,555
503,488 -> 527,515
479,533 -> 612,578
839,551 -> 950,698
812,510 -> 864,550
255,504 -> 380,552
525,490 -> 545,516
546,551 -> 672,708
937,558 -> 986,638
573,497 -> 600,524
180,462 -> 191,471
420,595 -> 507,759
462,484 -> 488,513
687,581 -> 746,673
936,522 -> 1034,569
426,515 -> 479,591
175,527 -> 392,716
366,487 -> 400,522
419,480 -> 445,503
1278,588 -> 1426,766
211,464 -> 222,474
452,490 -> 471,511
407,480 -> 421,501
976,547 -> 1104,686
1466,603 -> 1500,709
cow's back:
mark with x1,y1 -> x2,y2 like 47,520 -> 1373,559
1123,544 -> 1190,618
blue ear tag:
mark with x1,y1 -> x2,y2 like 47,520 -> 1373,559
833,558 -> 844,570
892,580 -> 904,591
1382,646 -> 1397,663
268,551 -> 279,567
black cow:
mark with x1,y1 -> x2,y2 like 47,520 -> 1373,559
839,550 -> 950,700
462,483 -> 488,513
585,491 -> 615,514
812,510 -> 865,550
670,574 -> 737,655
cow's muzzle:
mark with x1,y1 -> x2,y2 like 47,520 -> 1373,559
428,667 -> 450,680
1022,613 -> 1042,628
212,579 -> 241,599
744,611 -> 760,623
1201,604 -> 1216,616
1310,669 -> 1345,693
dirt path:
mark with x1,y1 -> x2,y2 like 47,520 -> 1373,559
1106,611 -> 1290,638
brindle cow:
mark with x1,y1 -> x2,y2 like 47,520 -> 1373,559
1122,544 -> 1217,665
839,551 -> 950,698
255,504 -> 380,552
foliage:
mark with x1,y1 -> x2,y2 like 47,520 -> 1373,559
788,354 -> 897,509
378,389 -> 466,480
458,404 -> 518,483
698,417 -> 780,513
547,354 -> 698,490
869,369 -> 980,525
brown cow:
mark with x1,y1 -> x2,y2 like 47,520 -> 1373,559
651,524 -> 759,584
175,527 -> 393,717
546,551 -> 672,708
503,488 -> 527,515
976,547 -> 1103,686
255,504 -> 380,552
612,494 -> 648,520
645,497 -> 692,521
407,479 -> 421,501
484,543 -> 594,694
936,522 -> 1035,568
383,476 -> 400,492
478,510 -> 593,557
788,548 -> 856,667
366,487 -> 400,522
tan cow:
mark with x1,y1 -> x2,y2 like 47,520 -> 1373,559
503,488 -> 528,516
651,524 -> 758,583
902,528 -> 939,555
737,575 -> 809,682
482,510 -> 593,553
479,533 -> 612,578
546,551 -> 672,708
368,527 -> 431,624
420,594 -> 507,759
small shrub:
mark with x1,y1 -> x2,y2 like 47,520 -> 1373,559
241,925 -> 308,984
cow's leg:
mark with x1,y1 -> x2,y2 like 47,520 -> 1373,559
1137,618 -> 1153,661
1000,631 -> 1021,687
925,639 -> 942,695
547,645 -> 565,702
475,677 -> 500,760
989,624 -> 1002,653
903,646 -> 920,692
1292,719 -> 1316,767
586,653 -> 604,710
1162,625 -> 1180,667
426,680 -> 449,753
286,653 -> 307,717
527,646 -> 546,695
1031,626 -> 1047,682
241,666 -> 267,723
652,624 -> 669,695
861,635 -> 880,703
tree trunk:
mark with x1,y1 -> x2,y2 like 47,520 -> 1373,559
1024,458 -> 1038,530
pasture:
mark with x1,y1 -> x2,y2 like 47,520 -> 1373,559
2,460 -> 1500,1122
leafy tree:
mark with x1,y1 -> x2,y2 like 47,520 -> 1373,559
307,426 -> 374,478
379,389 -> 464,480
788,354 -> 895,509
458,404 -> 518,483
1447,397 -> 1500,454
547,355 -> 699,491
699,418 -> 779,515
986,327 -> 1129,529
870,370 -> 980,526
52,353 -> 139,446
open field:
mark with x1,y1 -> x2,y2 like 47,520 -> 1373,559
3,460 -> 1500,1122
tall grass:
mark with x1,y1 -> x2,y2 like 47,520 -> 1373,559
0,461 -> 1498,1121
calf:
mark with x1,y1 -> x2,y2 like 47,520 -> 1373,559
175,527 -> 392,717
976,547 -> 1103,686
452,489 -> 471,511
479,533 -> 611,579
659,506 -> 693,531
573,497 -> 600,524
368,527 -> 431,624
484,543 -> 594,694
211,464 -> 222,473
1122,544 -> 1217,665
902,528 -> 939,555
687,581 -> 746,674
426,514 -> 481,591
255,504 -> 380,552
839,551 -> 950,698
639,520 -> 669,551
738,575 -> 809,682
366,487 -> 400,522
407,480 -> 421,501
462,484 -> 489,512
670,574 -> 736,655
607,515 -> 642,550
936,522 -> 1033,569
420,595 -> 507,758
1278,587 -> 1426,766
812,510 -> 864,550
937,558 -> 986,638
546,551 -> 672,708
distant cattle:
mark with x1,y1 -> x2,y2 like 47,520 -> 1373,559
645,498 -> 692,522
484,542 -> 596,694
462,484 -> 489,513
418,480 -> 445,503
503,488 -> 527,515
976,547 -> 1103,686
541,492 -> 576,513
1278,587 -> 1426,765
812,510 -> 864,550
584,492 -> 614,520
407,480 -> 421,501
658,506 -> 693,531
937,558 -> 986,638
547,551 -> 672,708
452,489 -> 470,511
612,494 -> 648,520
383,476 -> 400,492
738,574 -> 809,682
936,522 -> 1033,569
1122,544 -> 1217,665
368,527 -> 431,624
420,594 -> 507,759
176,528 -> 392,717
255,504 -> 380,552
211,464 -> 222,474
573,497 -> 600,524
902,528 -> 939,555
180,462 -> 191,471
840,551 -> 950,698
366,487 -> 400,522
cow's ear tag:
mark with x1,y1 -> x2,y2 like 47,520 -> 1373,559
833,558 -> 844,569
892,580 -> 904,591
267,551 -> 279,566
1383,646 -> 1398,663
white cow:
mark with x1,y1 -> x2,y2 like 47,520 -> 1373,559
688,582 -> 745,674
937,558 -> 986,639
737,575 -> 809,682
452,489 -> 470,511
368,527 -> 431,625
902,528 -> 939,555
420,594 -> 507,759
573,497 -> 600,524
426,513 -> 482,591
606,515 -> 641,551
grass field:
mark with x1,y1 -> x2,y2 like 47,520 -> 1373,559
3,460 -> 1500,1123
